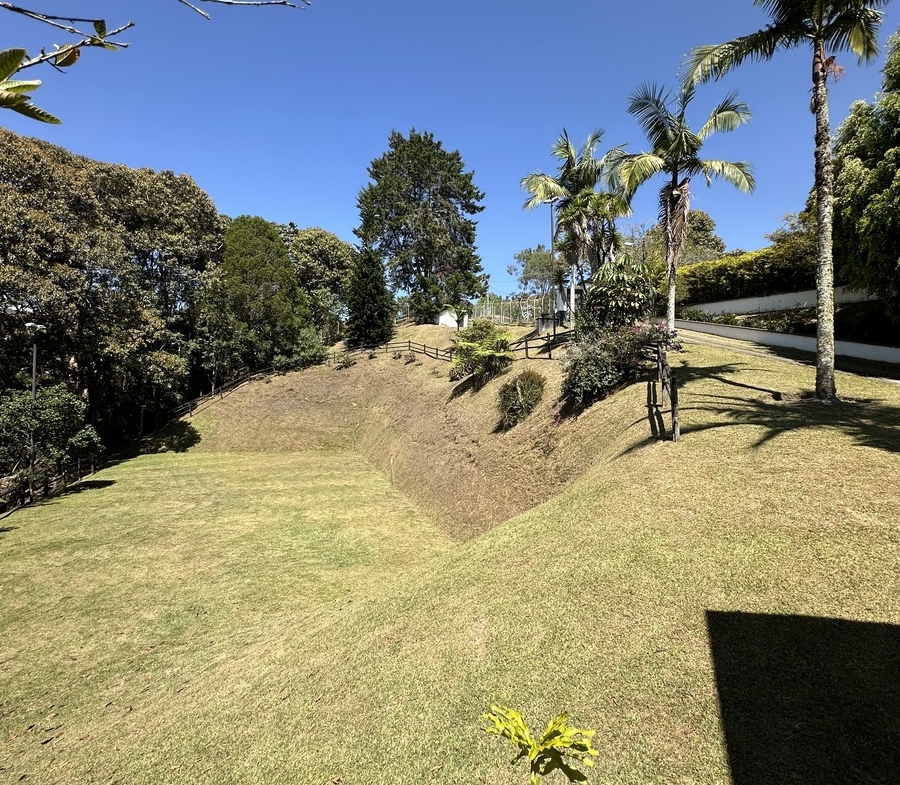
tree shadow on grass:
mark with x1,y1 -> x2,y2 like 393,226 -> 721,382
617,360 -> 900,455
682,392 -> 900,453
133,421 -> 202,455
674,360 -> 900,453
707,610 -> 900,785
55,479 -> 116,497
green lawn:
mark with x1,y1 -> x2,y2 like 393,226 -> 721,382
2,340 -> 899,784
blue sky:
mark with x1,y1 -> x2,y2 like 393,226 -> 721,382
4,0 -> 899,295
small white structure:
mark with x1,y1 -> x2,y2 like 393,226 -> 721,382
436,308 -> 469,329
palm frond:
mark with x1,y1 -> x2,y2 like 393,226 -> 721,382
627,83 -> 675,150
521,173 -> 568,210
699,159 -> 756,193
827,5 -> 886,62
617,153 -> 665,201
681,24 -> 798,86
697,90 -> 753,139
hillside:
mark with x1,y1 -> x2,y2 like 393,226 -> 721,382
2,333 -> 899,784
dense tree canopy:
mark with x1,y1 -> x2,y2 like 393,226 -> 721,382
0,127 -> 224,441
0,129 -> 329,495
286,226 -> 356,344
222,216 -> 311,369
833,27 -> 900,320
345,247 -> 394,347
356,129 -> 487,323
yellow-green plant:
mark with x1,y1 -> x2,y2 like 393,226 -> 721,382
483,705 -> 599,784
0,49 -> 60,124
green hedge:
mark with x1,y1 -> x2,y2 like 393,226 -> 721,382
676,247 -> 817,305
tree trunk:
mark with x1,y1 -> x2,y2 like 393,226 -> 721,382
663,177 -> 689,329
569,262 -> 577,320
812,42 -> 837,400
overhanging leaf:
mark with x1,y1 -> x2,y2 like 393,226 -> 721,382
0,48 -> 26,83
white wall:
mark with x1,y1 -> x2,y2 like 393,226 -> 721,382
675,320 -> 900,365
436,310 -> 468,329
689,285 -> 876,316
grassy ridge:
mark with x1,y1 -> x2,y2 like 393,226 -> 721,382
1,338 -> 899,783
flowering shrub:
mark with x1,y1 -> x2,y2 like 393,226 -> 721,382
561,324 -> 663,407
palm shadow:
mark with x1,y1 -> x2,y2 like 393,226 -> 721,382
707,610 -> 900,784
672,360 -> 900,453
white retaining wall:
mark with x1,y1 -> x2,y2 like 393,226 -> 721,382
675,319 -> 900,365
690,285 -> 876,316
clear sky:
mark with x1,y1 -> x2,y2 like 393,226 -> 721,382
4,0 -> 899,295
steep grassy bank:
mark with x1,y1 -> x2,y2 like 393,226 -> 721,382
2,337 -> 898,783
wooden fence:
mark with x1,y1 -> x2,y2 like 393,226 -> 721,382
1,456 -> 102,516
507,331 -> 572,360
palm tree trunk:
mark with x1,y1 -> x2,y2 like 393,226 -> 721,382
812,42 -> 837,400
663,177 -> 689,329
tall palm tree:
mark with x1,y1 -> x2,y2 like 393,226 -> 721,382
681,0 -> 888,400
616,82 -> 755,331
521,129 -> 622,319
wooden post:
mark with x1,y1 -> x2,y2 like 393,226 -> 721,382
525,339 -> 529,360
671,368 -> 680,442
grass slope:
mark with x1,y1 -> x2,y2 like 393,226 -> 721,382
2,339 -> 899,784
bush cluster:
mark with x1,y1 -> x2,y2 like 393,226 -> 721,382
272,328 -> 328,372
561,324 -> 664,407
497,368 -> 546,429
577,255 -> 656,335
449,319 -> 514,383
676,246 -> 816,305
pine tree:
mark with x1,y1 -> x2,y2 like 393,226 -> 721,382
345,246 -> 394,348
356,129 -> 486,323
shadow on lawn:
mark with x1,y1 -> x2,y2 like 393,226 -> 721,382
120,420 -> 202,456
675,361 -> 900,454
707,610 -> 900,785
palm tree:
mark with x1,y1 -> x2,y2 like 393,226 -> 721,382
616,82 -> 755,331
681,0 -> 888,400
521,129 -> 622,319
555,188 -> 631,278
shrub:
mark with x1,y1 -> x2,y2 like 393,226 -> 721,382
577,254 -> 656,335
449,319 -> 514,382
497,368 -> 546,429
272,328 -> 327,372
561,324 -> 664,407
335,352 -> 356,369
676,246 -> 817,305
292,327 -> 328,368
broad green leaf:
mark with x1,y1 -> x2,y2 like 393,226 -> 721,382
9,101 -> 61,124
0,88 -> 28,107
94,19 -> 107,38
0,48 -> 26,83
0,79 -> 41,94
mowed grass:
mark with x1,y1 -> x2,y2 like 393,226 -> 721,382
2,338 -> 900,784
0,451 -> 451,784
